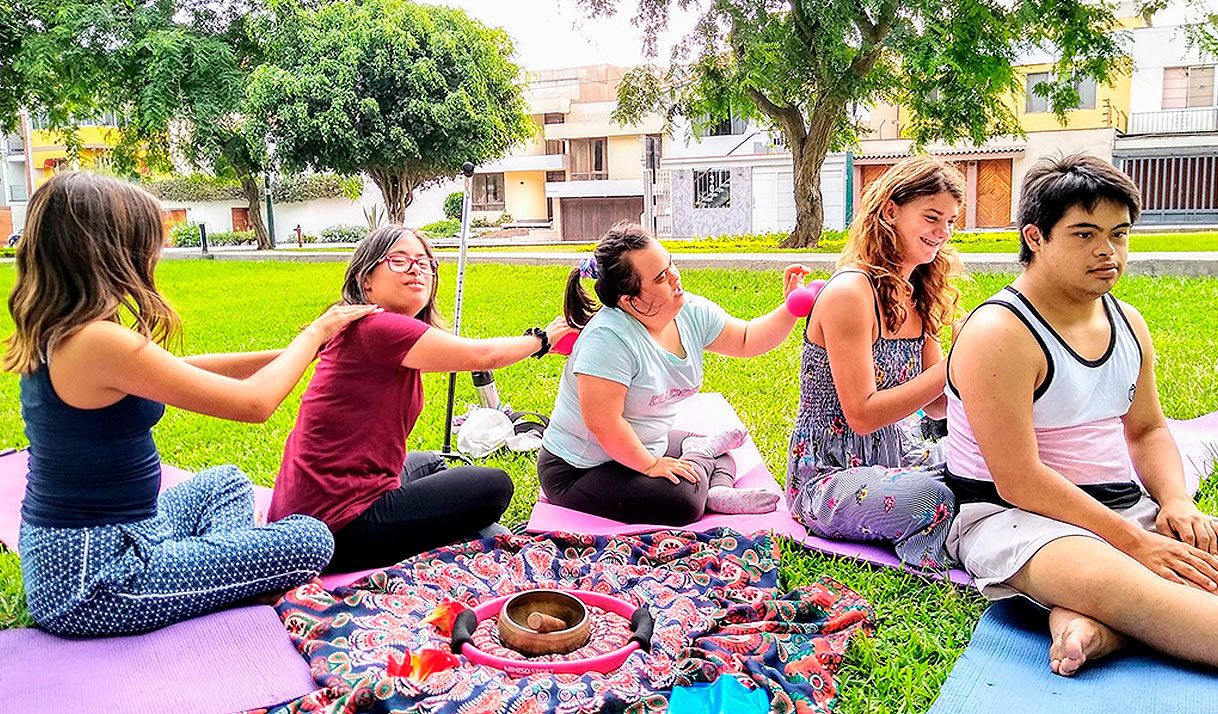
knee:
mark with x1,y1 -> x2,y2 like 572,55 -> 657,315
656,491 -> 705,526
274,515 -> 335,571
479,468 -> 515,512
193,465 -> 253,497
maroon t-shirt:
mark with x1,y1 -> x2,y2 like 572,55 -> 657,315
269,311 -> 431,531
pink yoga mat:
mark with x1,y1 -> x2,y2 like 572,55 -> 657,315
527,393 -> 1218,587
0,604 -> 316,714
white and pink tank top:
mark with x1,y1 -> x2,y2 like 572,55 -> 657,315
946,286 -> 1142,488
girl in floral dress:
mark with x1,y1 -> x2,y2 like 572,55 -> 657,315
787,156 -> 964,569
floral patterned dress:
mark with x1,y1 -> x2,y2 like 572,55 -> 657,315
785,276 -> 955,570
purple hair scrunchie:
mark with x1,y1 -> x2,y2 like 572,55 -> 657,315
578,256 -> 600,280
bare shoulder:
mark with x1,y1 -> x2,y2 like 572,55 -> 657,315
815,271 -> 874,317
1111,296 -> 1152,342
56,320 -> 148,359
953,302 -> 1040,361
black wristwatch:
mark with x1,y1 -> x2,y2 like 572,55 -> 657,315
524,327 -> 550,358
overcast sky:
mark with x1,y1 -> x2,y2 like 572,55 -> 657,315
433,0 -> 701,70
433,1 -> 1206,72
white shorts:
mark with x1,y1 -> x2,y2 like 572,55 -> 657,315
946,496 -> 1160,600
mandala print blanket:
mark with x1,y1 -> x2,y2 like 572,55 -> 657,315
266,529 -> 875,714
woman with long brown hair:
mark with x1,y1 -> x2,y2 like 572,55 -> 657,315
4,172 -> 375,636
269,225 -> 573,572
786,155 -> 964,570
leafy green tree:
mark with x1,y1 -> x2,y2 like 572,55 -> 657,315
587,0 -> 1140,247
246,0 -> 533,223
0,1 -> 286,248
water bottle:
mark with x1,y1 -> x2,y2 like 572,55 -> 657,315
471,371 -> 500,410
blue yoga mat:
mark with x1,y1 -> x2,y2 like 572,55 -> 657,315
930,599 -> 1218,714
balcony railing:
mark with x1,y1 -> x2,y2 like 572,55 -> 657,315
9,184 -> 29,202
1127,108 -> 1218,135
569,171 -> 609,181
5,136 -> 23,155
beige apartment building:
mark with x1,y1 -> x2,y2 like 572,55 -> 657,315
470,64 -> 665,240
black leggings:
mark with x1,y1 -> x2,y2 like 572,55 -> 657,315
328,452 -> 514,572
537,431 -> 736,526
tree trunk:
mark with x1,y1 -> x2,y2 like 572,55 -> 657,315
368,168 -> 416,224
238,173 -> 273,250
781,114 -> 836,249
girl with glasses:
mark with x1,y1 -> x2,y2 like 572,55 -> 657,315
269,225 -> 573,572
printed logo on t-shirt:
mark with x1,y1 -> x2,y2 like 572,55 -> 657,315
1128,383 -> 1136,403
649,386 -> 699,406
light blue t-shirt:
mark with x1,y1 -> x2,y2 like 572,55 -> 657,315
542,293 -> 728,468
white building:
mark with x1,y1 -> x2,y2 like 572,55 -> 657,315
1115,22 -> 1218,225
657,114 -> 849,240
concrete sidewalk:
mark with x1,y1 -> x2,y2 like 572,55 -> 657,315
161,248 -> 1218,276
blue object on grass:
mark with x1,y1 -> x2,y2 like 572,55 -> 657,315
669,675 -> 770,713
930,598 -> 1218,714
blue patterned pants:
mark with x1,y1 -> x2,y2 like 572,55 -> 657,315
19,465 -> 333,636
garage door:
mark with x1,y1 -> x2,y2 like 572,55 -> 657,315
560,197 -> 645,241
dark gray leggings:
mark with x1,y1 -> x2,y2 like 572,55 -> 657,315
537,431 -> 736,526
328,452 -> 513,572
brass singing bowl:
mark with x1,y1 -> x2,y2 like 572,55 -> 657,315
496,589 -> 591,656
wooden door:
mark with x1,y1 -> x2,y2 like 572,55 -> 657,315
975,159 -> 1013,228
0,207 -> 12,240
858,164 -> 891,201
231,207 -> 251,232
161,209 -> 187,245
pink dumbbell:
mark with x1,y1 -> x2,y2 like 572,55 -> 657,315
785,279 -> 827,317
552,331 -> 579,356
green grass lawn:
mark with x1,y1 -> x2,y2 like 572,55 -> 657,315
1,261 -> 1216,712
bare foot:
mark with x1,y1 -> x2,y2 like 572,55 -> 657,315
1047,606 -> 1126,676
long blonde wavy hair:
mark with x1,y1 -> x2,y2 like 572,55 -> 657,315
3,172 -> 180,375
839,156 -> 965,337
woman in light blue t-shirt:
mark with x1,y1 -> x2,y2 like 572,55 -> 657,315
538,222 -> 809,525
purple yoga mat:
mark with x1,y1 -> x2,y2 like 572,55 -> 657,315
0,450 -> 275,554
527,393 -> 1218,587
0,605 -> 317,714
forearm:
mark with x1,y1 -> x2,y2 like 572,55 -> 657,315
587,417 -> 658,473
922,393 -> 947,420
184,350 -> 284,378
737,306 -> 800,357
466,336 -> 543,370
850,368 -> 946,434
1129,424 -> 1191,506
239,332 -> 326,419
999,466 -> 1149,552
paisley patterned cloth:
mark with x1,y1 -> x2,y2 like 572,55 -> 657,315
265,529 -> 875,714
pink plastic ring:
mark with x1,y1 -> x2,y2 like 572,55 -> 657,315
459,589 -> 643,676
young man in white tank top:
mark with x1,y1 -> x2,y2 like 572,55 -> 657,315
947,154 -> 1218,677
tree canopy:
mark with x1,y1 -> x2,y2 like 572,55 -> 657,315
589,0 -> 1150,247
246,0 -> 533,223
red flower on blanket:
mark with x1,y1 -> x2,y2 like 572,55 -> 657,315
883,496 -> 896,512
386,648 -> 460,681
422,600 -> 466,636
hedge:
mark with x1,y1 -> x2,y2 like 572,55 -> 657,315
144,173 -> 362,204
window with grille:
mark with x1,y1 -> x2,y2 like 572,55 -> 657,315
693,169 -> 731,209
472,174 -> 505,211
